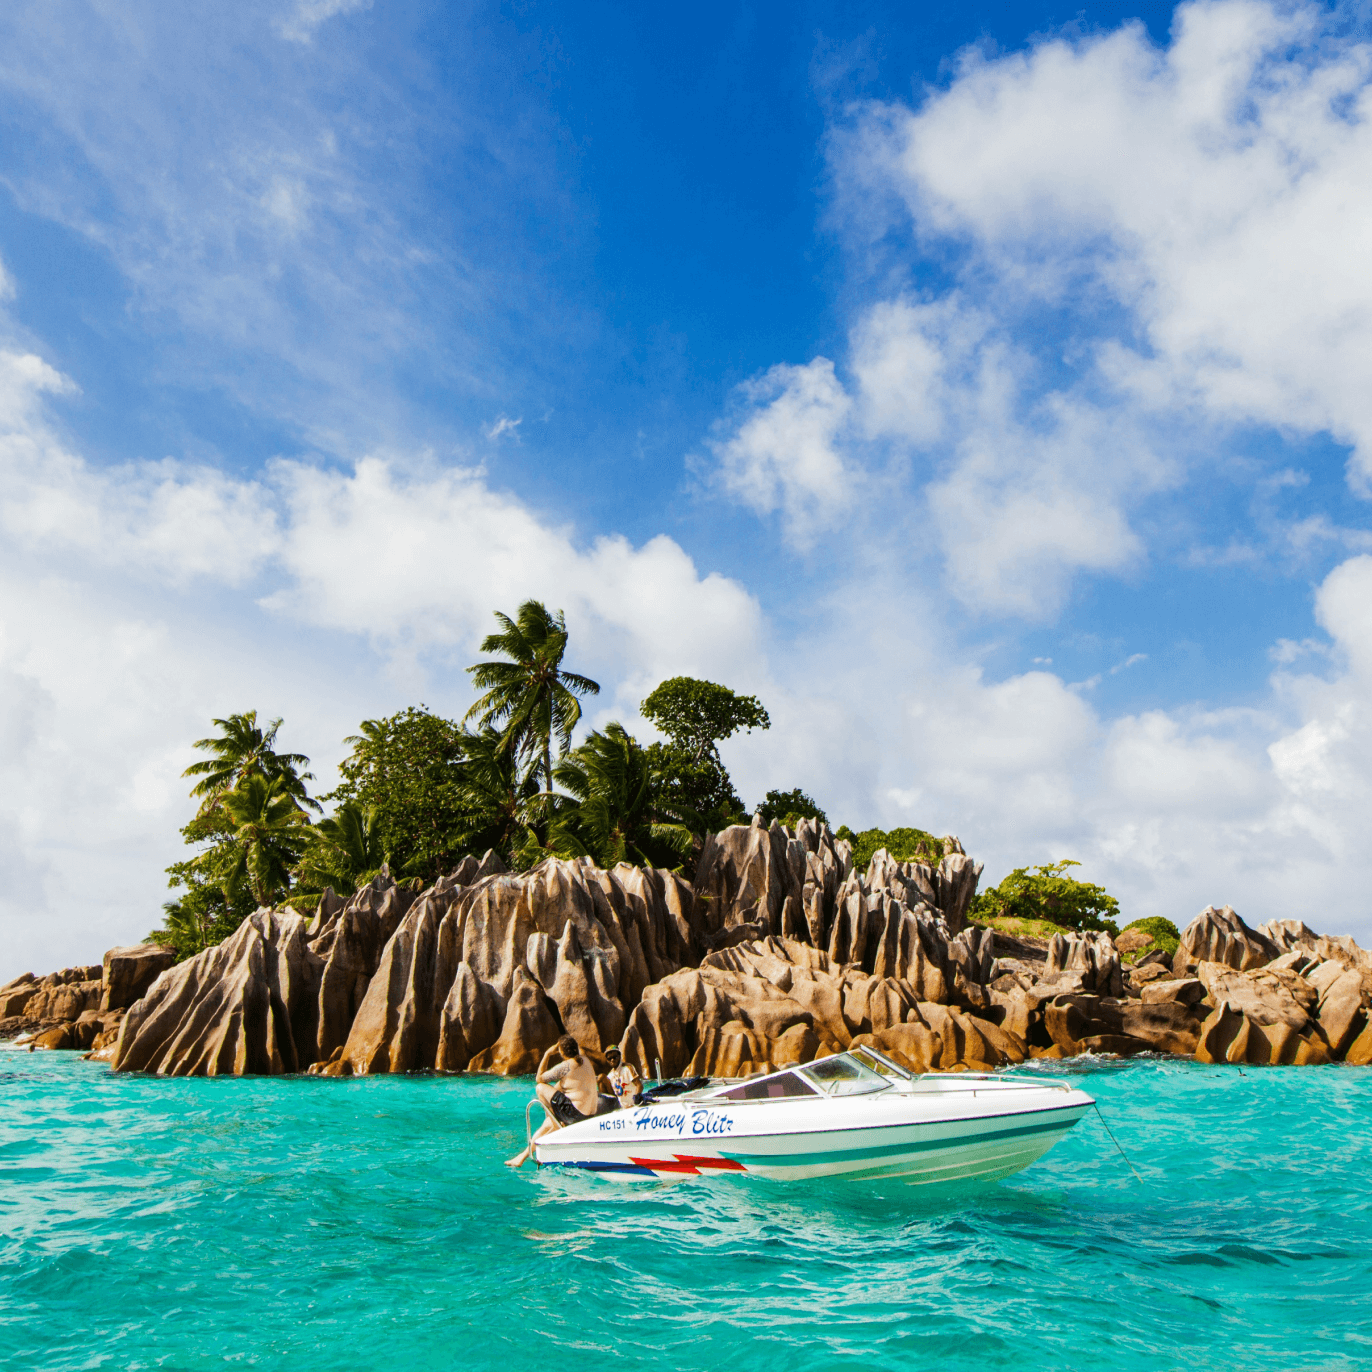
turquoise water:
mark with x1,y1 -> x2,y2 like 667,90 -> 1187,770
3,1051 -> 1370,1372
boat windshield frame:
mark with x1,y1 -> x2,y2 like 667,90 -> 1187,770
796,1051 -> 892,1097
847,1044 -> 914,1081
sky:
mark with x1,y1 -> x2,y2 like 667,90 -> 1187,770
4,0 -> 1372,979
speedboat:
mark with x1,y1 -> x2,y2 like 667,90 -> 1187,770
531,1045 -> 1094,1184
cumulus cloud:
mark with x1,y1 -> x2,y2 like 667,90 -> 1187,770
278,0 -> 372,45
0,343 -> 764,978
711,358 -> 855,547
714,0 -> 1372,614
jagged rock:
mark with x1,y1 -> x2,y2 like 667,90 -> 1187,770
1309,965 -> 1367,1057
466,967 -> 561,1074
112,910 -> 322,1076
1194,961 -> 1317,1032
100,944 -> 176,1012
435,962 -> 505,1072
1345,1019 -> 1372,1067
1194,1003 -> 1329,1066
1175,906 -> 1278,975
33,1024 -> 76,1050
1044,931 -> 1123,997
313,872 -> 418,1062
1043,992 -> 1204,1056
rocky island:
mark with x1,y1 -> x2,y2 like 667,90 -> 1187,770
5,817 -> 1370,1076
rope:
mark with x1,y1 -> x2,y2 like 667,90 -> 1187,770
1093,1102 -> 1144,1184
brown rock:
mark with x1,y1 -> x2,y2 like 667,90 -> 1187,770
1195,962 -> 1317,1031
1343,1020 -> 1372,1066
33,1025 -> 75,1050
112,910 -> 322,1076
0,974 -> 37,1018
100,944 -> 177,1012
1115,928 -> 1155,959
466,968 -> 561,1074
1141,978 -> 1206,1006
1312,966 -> 1367,1058
1175,906 -> 1278,975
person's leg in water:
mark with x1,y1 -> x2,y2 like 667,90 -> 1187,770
505,1081 -> 562,1168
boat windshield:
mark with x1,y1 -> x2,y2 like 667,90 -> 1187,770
717,1070 -> 818,1101
849,1045 -> 913,1081
799,1053 -> 891,1097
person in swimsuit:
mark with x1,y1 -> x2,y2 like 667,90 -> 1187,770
505,1035 -> 599,1168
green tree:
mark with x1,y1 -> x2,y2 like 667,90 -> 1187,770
550,724 -> 695,871
296,801 -> 388,896
640,678 -> 769,834
970,860 -> 1121,935
449,725 -> 544,863
327,707 -> 470,882
835,825 -> 945,873
214,774 -> 313,907
640,677 -> 769,763
756,788 -> 827,828
154,809 -> 256,959
465,601 -> 600,792
182,711 -> 317,814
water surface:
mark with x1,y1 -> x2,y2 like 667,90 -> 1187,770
2,1050 -> 1369,1371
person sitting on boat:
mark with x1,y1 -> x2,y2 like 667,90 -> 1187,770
505,1035 -> 600,1169
602,1044 -> 640,1109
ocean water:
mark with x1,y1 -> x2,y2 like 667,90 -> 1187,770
2,1051 -> 1370,1372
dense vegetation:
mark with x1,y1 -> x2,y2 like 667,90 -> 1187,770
1120,915 -> 1181,958
151,598 -> 1125,959
969,860 -> 1121,935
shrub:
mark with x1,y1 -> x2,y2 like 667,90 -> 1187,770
1121,916 -> 1181,957
970,860 -> 1120,936
835,825 -> 946,873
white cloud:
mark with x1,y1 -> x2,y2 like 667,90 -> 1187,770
711,358 -> 855,547
278,0 -> 372,45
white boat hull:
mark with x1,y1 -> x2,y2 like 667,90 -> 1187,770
535,1075 -> 1093,1184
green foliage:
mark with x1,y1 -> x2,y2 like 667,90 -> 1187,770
182,711 -> 317,814
296,801 -> 388,896
835,825 -> 945,873
153,810 -> 256,960
215,775 -> 313,906
639,678 -> 769,837
1122,916 -> 1181,957
465,600 -> 600,792
643,742 -> 747,836
448,725 -> 544,865
550,724 -> 695,871
756,788 -> 827,829
160,712 -> 318,959
328,707 -> 472,882
640,677 -> 769,765
971,860 -> 1121,936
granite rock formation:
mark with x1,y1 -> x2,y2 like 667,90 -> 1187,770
12,829 -> 1372,1079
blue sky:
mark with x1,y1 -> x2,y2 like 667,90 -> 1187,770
3,0 -> 1372,975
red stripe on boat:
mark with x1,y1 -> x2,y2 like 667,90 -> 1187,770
628,1155 -> 747,1174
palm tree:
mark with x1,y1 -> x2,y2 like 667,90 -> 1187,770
465,601 -> 600,792
449,726 -> 544,860
183,711 -> 318,814
553,724 -> 694,870
212,775 -> 312,907
296,802 -> 388,895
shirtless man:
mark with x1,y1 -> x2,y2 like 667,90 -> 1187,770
505,1035 -> 599,1169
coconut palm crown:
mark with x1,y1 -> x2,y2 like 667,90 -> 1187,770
183,711 -> 318,814
464,601 -> 600,791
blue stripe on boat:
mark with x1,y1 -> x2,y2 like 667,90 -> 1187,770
720,1116 -> 1072,1169
539,1159 -> 660,1176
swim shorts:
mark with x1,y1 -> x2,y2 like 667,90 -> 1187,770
549,1090 -> 589,1126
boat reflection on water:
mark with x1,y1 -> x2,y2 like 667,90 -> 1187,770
532,1046 -> 1094,1185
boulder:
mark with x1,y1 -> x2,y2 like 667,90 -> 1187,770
1194,962 -> 1317,1032
26,979 -> 102,1022
112,910 -> 322,1076
1044,931 -> 1122,997
1194,1003 -> 1329,1066
466,968 -> 562,1075
1174,906 -> 1278,975
1141,978 -> 1206,1007
101,944 -> 177,1012
0,974 -> 37,1018
1311,966 -> 1367,1058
